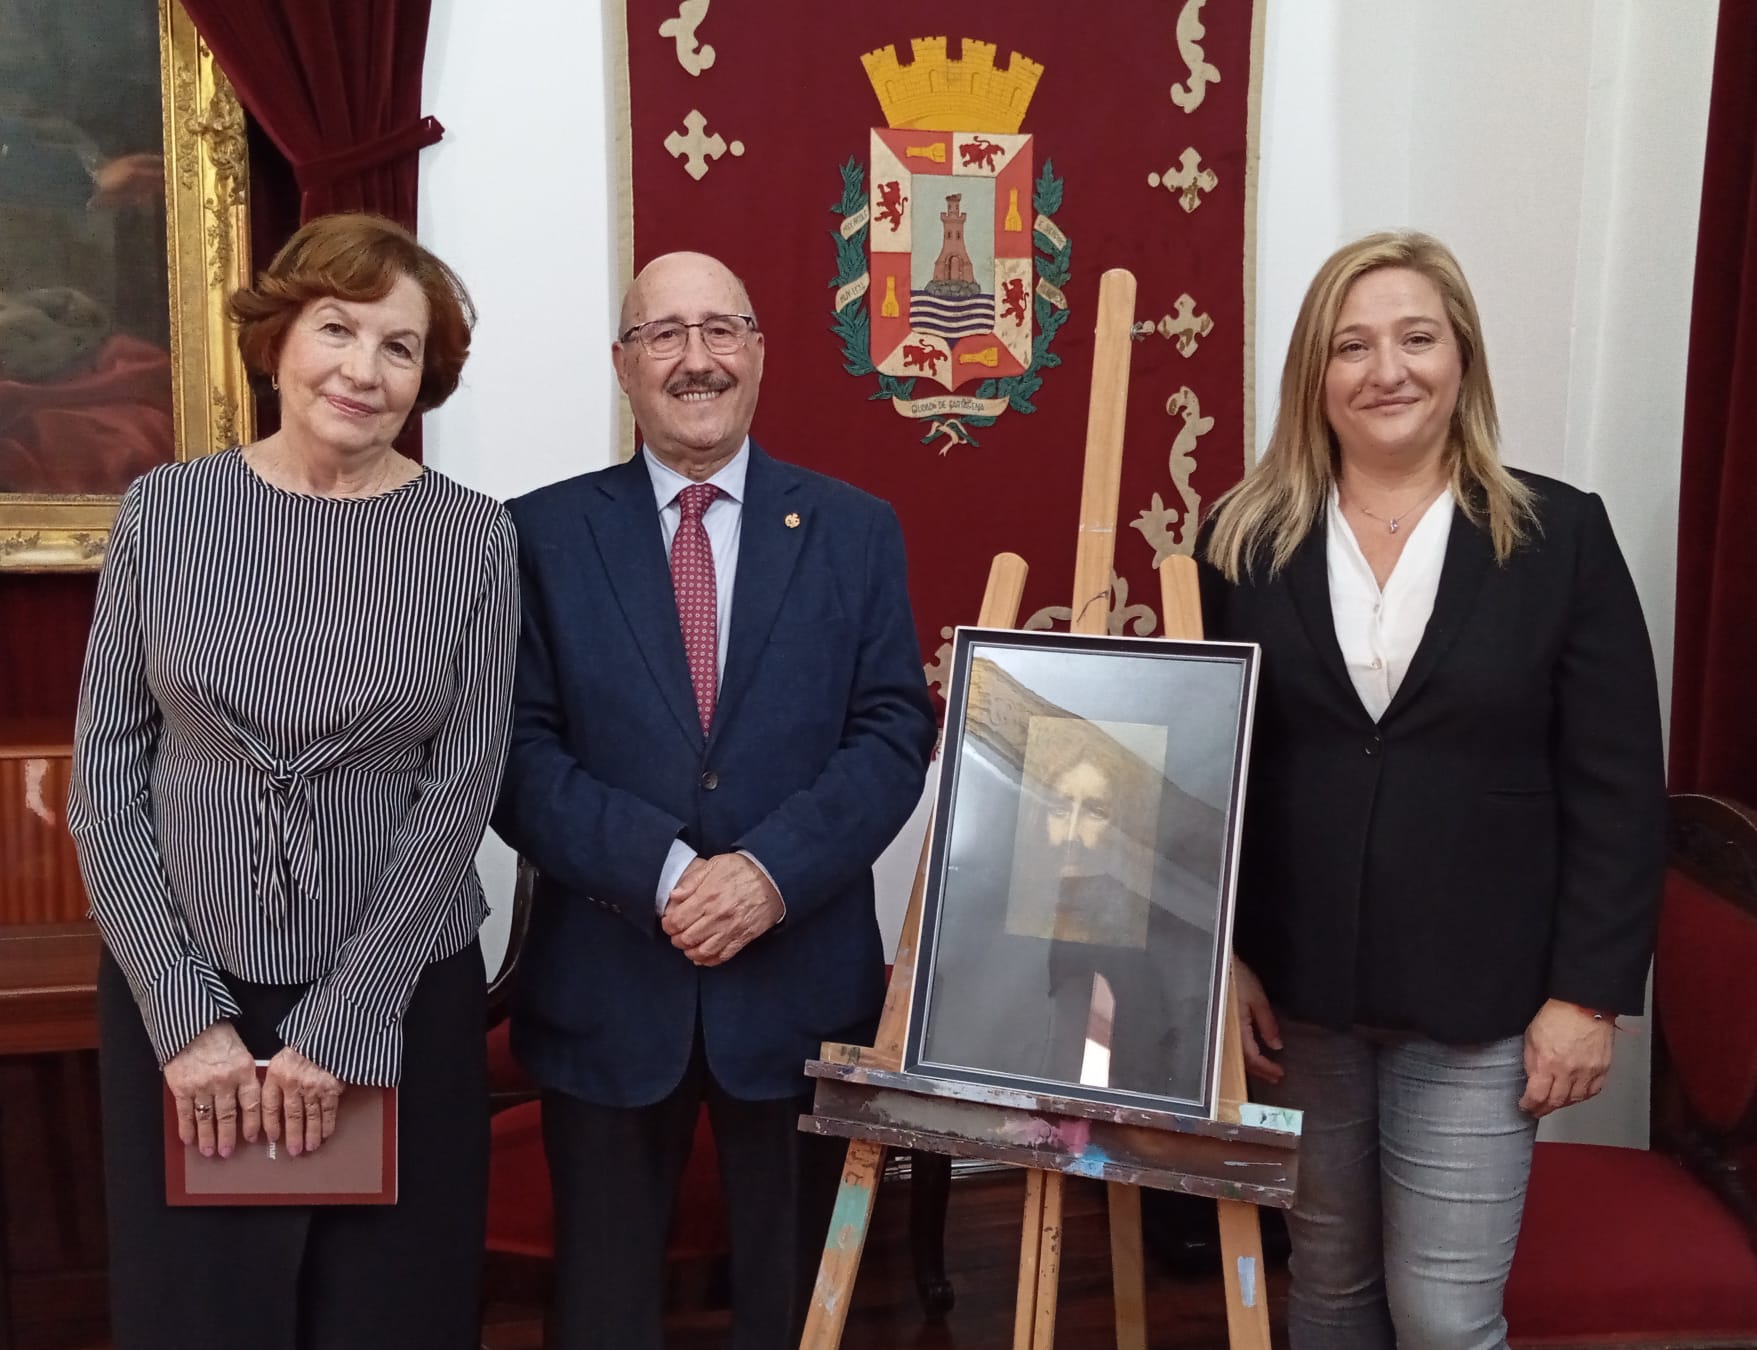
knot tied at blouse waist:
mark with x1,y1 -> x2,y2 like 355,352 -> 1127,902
252,761 -> 321,924
237,743 -> 411,924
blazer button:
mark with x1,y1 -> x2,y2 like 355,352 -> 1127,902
1365,735 -> 1382,757
699,770 -> 719,790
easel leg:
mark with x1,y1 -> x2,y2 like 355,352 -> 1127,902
1217,1198 -> 1273,1348
1033,1171 -> 1066,1350
1213,955 -> 1275,1349
1014,1170 -> 1067,1349
800,549 -> 1030,1347
1106,1181 -> 1147,1350
799,1137 -> 887,1350
1013,1170 -> 1048,1350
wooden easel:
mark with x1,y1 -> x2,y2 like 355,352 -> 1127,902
798,270 -> 1299,1349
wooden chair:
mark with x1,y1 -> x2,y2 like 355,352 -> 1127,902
1505,793 -> 1757,1347
481,862 -> 954,1320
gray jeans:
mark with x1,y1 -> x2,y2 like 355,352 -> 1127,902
1255,1021 -> 1539,1350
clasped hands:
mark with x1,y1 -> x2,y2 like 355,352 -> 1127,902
163,1021 -> 344,1159
1231,959 -> 1615,1118
662,852 -> 783,966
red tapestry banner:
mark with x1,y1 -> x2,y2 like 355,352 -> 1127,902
621,1 -> 1262,694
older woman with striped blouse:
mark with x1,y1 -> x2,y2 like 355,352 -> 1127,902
69,213 -> 516,1350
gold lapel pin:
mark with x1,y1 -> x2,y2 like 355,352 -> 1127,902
784,512 -> 801,529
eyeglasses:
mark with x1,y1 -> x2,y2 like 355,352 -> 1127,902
618,314 -> 759,359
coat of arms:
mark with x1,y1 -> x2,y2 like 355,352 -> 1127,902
832,39 -> 1071,452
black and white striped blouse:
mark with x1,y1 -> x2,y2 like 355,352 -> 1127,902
69,448 -> 518,1086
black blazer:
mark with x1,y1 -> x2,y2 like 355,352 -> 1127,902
1200,471 -> 1666,1044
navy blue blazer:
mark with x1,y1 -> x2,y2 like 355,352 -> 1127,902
1200,471 -> 1666,1043
493,445 -> 936,1105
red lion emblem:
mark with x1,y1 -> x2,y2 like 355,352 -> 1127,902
875,181 -> 907,232
902,341 -> 945,375
1002,277 -> 1028,325
959,137 -> 1004,171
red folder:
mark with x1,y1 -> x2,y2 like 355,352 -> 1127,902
163,1066 -> 398,1205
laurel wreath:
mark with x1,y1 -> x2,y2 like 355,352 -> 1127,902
830,157 -> 1072,447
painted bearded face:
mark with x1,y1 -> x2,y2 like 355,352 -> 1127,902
1045,761 -> 1114,874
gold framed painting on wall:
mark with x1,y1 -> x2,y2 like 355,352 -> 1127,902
0,0 -> 253,572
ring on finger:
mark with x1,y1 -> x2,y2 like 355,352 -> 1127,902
194,1101 -> 214,1117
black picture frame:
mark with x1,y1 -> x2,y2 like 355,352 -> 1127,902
904,625 -> 1259,1118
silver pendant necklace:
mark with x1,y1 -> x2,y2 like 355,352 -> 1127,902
1355,501 -> 1410,534
1348,486 -> 1439,535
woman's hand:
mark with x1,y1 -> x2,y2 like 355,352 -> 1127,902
1232,957 -> 1286,1085
1520,998 -> 1615,1117
261,1047 -> 345,1156
163,1021 -> 260,1158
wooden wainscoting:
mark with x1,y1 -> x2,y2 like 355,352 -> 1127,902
0,735 -> 108,1350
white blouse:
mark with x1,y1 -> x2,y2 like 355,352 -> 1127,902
1326,487 -> 1454,722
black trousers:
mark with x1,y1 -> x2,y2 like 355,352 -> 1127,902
541,1025 -> 843,1350
97,941 -> 488,1350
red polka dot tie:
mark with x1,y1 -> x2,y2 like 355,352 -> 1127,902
671,483 -> 721,736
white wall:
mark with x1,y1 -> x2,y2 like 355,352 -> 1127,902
419,0 -> 626,978
419,0 -> 1717,1144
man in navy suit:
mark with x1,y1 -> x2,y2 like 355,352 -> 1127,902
493,252 -> 936,1350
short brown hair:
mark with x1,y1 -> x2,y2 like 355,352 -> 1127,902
229,213 -> 476,412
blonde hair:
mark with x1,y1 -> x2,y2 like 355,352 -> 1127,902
1205,231 -> 1535,581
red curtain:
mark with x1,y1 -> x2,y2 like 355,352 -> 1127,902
178,0 -> 444,454
1671,2 -> 1757,802
176,0 -> 442,230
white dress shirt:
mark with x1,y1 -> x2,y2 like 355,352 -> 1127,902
642,441 -> 782,915
1326,486 -> 1453,722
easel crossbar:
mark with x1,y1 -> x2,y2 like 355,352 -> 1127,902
801,1074 -> 1296,1208
808,1054 -> 1300,1152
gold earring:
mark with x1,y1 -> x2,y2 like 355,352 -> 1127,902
271,375 -> 279,392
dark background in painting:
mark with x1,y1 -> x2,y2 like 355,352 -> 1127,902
626,3 -> 1256,679
0,0 -> 176,497
0,0 -> 167,346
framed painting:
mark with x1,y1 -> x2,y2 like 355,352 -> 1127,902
0,0 -> 253,571
905,626 -> 1259,1119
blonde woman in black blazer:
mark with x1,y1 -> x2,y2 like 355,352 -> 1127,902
1199,232 -> 1664,1350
